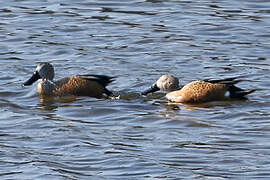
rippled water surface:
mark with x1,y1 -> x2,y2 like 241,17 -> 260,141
1,0 -> 270,179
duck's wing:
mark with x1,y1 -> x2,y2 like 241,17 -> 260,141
203,77 -> 241,85
78,74 -> 115,87
203,77 -> 256,98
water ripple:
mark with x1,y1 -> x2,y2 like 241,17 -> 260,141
0,0 -> 269,179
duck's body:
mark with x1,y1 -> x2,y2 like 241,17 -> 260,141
23,63 -> 114,98
165,80 -> 228,103
142,75 -> 255,103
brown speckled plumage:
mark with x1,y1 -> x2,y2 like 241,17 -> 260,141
53,76 -> 108,98
166,80 -> 228,103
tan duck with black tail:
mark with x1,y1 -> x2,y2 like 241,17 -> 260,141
142,74 -> 255,103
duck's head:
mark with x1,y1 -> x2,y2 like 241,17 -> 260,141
142,74 -> 179,95
23,62 -> 54,86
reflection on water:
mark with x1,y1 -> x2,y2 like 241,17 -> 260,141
0,0 -> 270,179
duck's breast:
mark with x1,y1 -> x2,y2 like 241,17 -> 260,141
37,79 -> 55,96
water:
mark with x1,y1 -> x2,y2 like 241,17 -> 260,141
0,0 -> 270,179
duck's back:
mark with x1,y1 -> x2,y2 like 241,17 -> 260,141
166,80 -> 227,103
54,76 -> 108,98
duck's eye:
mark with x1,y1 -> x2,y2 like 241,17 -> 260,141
34,71 -> 41,78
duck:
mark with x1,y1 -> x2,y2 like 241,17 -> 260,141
142,74 -> 255,103
23,62 -> 115,98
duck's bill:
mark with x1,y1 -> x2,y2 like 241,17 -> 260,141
141,84 -> 160,95
23,71 -> 40,86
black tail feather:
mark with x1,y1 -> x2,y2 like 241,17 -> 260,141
228,85 -> 255,98
104,88 -> 113,96
204,77 -> 255,98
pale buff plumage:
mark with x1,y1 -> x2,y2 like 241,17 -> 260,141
24,63 -> 114,98
165,80 -> 227,103
142,74 -> 255,103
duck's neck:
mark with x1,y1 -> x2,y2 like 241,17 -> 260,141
178,85 -> 184,90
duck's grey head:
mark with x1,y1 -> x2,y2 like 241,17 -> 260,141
142,74 -> 179,95
23,62 -> 54,86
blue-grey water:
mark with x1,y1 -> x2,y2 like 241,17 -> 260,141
0,0 -> 270,179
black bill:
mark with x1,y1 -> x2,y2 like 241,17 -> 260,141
141,84 -> 160,95
23,71 -> 41,86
